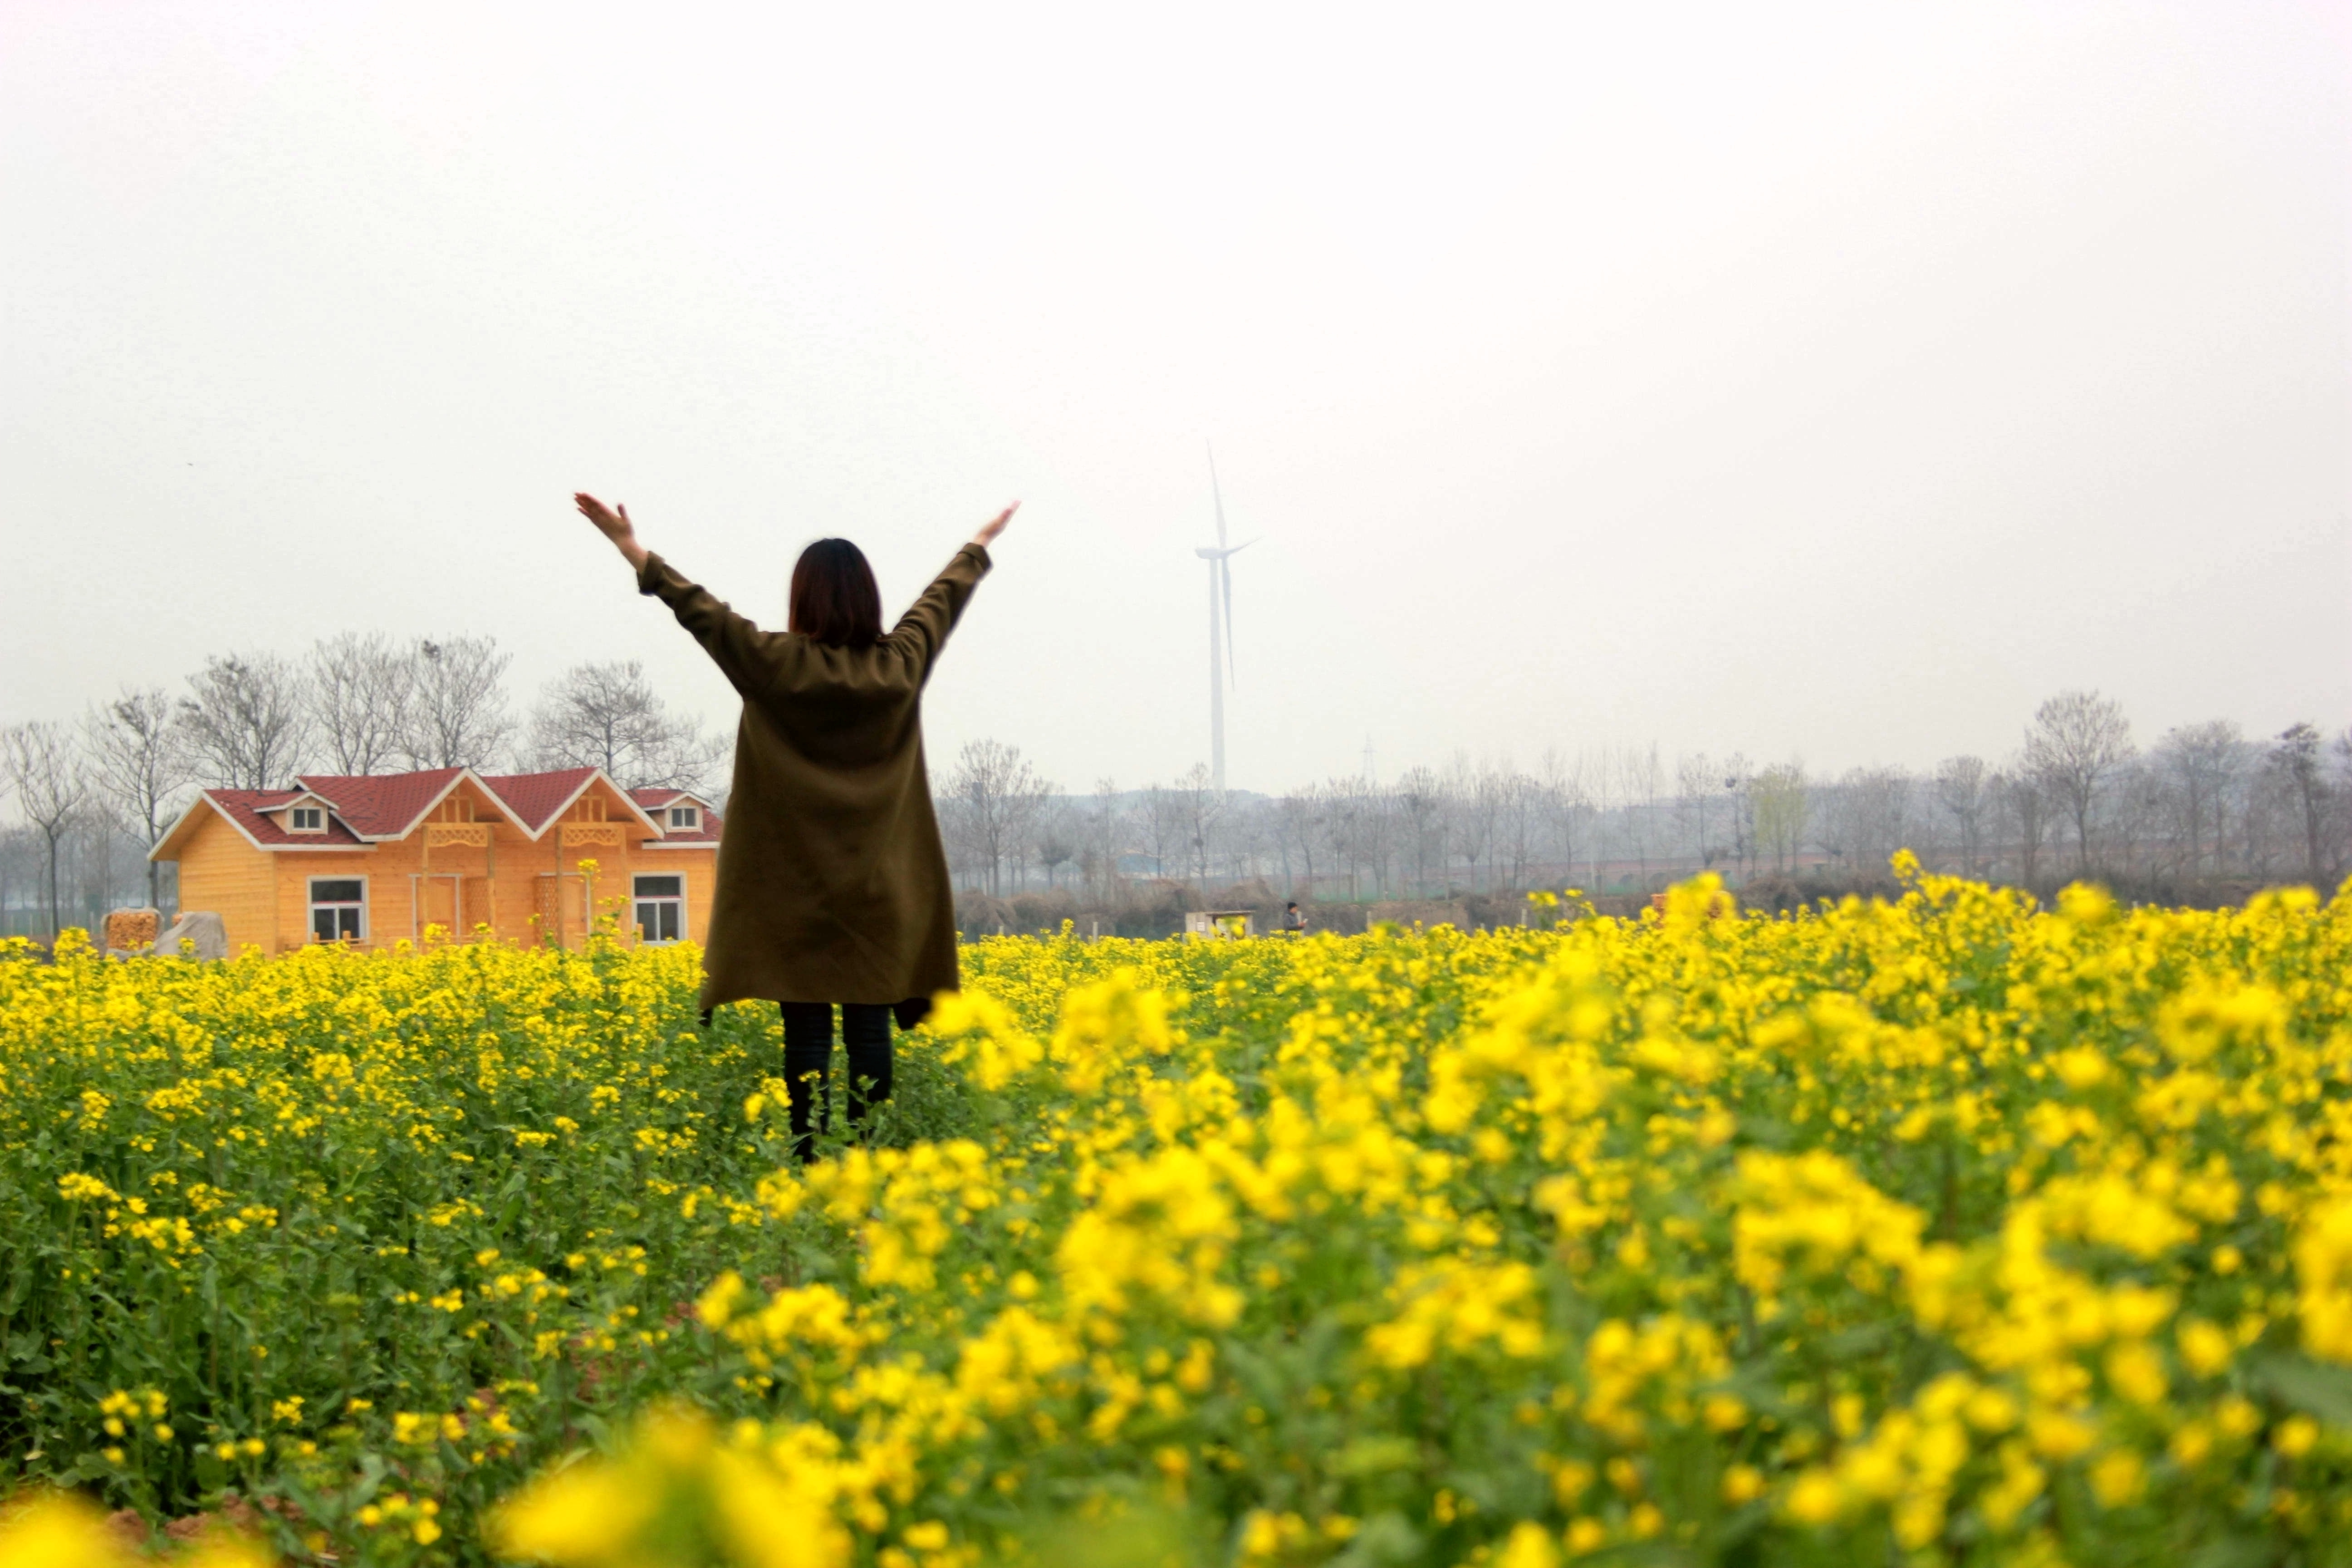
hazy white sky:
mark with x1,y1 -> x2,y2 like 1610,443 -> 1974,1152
4,0 -> 2345,792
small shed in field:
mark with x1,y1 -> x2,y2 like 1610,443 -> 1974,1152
1183,909 -> 1254,940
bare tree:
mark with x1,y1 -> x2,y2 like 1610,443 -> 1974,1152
309,632 -> 415,774
1359,778 -> 1398,897
1444,757 -> 1499,894
1995,764 -> 2054,886
1495,767 -> 1539,890
1829,765 -> 1913,877
527,660 -> 726,790
2267,723 -> 2337,885
85,688 -> 193,909
2151,721 -> 2246,877
404,635 -> 514,770
1140,783 -> 1186,882
2,720 -> 90,940
1933,755 -> 1990,875
1539,749 -> 1589,885
1719,754 -> 1754,878
0,826 -> 30,937
1274,789 -> 1321,898
1315,779 -> 1364,898
1010,768 -> 1054,891
1617,744 -> 1665,886
1227,800 -> 1276,888
1396,766 -> 1445,896
71,801 -> 137,933
1751,762 -> 1808,873
2106,758 -> 2168,875
2335,730 -> 2352,881
1464,760 -> 1515,893
1175,763 -> 1223,890
1675,753 -> 1722,868
1086,778 -> 1127,902
1030,797 -> 1080,890
943,739 -> 1044,896
2024,689 -> 2133,876
179,652 -> 314,788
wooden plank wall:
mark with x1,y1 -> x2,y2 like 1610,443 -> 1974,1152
173,813 -> 280,955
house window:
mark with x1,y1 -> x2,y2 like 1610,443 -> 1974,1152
668,804 -> 700,830
634,874 -> 684,944
290,806 -> 324,832
309,878 -> 366,941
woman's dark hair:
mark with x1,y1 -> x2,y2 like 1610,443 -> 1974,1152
789,539 -> 884,648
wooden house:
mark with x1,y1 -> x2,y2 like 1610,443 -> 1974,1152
149,766 -> 724,955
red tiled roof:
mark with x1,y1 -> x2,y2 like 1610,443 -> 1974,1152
170,769 -> 715,857
629,786 -> 722,844
479,769 -> 600,834
294,769 -> 465,839
205,789 -> 369,848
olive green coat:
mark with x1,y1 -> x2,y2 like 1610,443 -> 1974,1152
637,544 -> 990,1009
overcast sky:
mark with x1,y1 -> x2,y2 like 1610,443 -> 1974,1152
4,0 -> 2344,793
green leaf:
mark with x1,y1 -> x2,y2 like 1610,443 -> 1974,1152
1331,1435 -> 1419,1477
2247,1351 -> 2352,1427
2185,1532 -> 2282,1568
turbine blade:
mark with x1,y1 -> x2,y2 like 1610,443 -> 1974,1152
1208,442 -> 1229,550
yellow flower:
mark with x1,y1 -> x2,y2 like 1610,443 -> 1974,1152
2104,1342 -> 2168,1406
2089,1450 -> 2145,1507
0,1492 -> 131,1568
1497,1521 -> 1558,1568
1784,1470 -> 1842,1524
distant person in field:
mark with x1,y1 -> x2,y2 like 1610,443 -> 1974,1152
575,490 -> 1016,1161
1282,900 -> 1307,933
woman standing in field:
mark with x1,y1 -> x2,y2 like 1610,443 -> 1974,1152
574,491 -> 1015,1160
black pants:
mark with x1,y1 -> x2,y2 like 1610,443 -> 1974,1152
779,1002 -> 893,1164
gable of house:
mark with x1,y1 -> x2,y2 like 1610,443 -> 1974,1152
628,786 -> 722,847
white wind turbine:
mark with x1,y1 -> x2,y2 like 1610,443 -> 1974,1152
1195,447 -> 1254,794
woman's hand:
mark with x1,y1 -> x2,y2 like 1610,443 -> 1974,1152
970,501 -> 1019,550
576,493 -> 649,573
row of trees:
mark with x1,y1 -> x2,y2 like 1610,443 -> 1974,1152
934,693 -> 2352,905
0,634 -> 728,936
7,681 -> 2347,938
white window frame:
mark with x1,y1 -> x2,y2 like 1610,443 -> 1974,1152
667,804 -> 701,830
289,805 -> 325,833
632,872 -> 686,944
308,877 -> 368,942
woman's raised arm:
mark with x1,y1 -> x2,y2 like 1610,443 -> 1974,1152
889,502 -> 1018,678
576,492 -> 787,699
575,492 -> 649,572
970,501 -> 1018,550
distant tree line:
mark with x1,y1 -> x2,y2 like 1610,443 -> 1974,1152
935,692 -> 2352,916
0,634 -> 727,939
6,679 -> 2347,942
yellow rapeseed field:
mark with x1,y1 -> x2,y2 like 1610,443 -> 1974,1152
7,860 -> 2352,1566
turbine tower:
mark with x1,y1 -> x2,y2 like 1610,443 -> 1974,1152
1195,447 -> 1252,793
